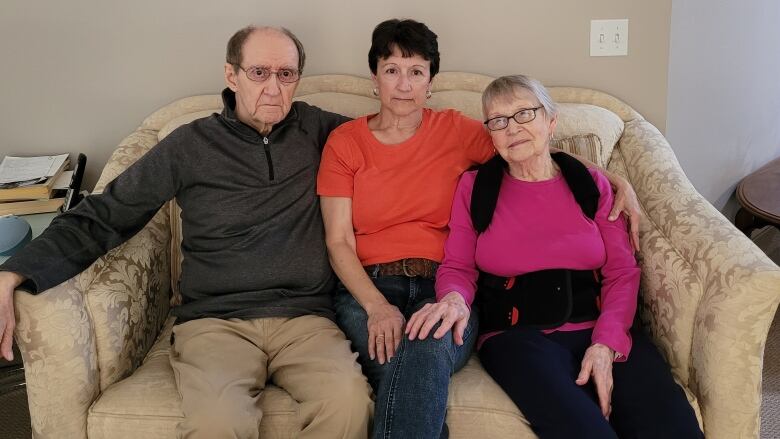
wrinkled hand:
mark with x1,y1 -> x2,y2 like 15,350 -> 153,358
0,271 -> 24,362
609,176 -> 642,252
576,343 -> 615,418
365,301 -> 405,364
405,292 -> 470,345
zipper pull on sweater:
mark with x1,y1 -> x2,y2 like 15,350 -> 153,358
262,137 -> 275,181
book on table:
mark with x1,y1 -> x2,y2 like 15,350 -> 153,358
0,198 -> 65,216
0,154 -> 71,215
0,155 -> 70,202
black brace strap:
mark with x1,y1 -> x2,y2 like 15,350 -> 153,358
470,151 -> 600,233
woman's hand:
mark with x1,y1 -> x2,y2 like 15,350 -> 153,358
365,301 -> 405,365
576,343 -> 615,418
405,292 -> 470,345
609,175 -> 642,252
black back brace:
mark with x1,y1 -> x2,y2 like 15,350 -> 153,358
469,152 -> 603,332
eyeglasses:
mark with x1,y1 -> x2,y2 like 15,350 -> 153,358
484,106 -> 543,131
237,65 -> 300,84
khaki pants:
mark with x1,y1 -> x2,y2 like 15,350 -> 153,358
170,315 -> 373,439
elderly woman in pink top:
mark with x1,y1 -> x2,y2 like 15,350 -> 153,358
406,75 -> 702,439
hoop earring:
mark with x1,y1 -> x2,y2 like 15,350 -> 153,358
426,89 -> 432,99
372,88 -> 379,97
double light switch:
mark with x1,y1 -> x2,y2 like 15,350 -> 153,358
590,19 -> 629,56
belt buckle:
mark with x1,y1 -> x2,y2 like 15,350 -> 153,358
401,258 -> 413,277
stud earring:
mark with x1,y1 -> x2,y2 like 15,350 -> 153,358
426,89 -> 432,99
372,88 -> 379,97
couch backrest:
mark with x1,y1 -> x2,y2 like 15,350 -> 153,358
149,73 -> 636,303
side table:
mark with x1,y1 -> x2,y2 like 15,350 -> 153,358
735,157 -> 780,236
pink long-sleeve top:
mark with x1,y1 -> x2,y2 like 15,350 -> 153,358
435,167 -> 640,360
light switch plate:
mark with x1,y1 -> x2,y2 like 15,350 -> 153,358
590,19 -> 628,56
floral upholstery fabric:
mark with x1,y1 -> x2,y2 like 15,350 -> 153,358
13,73 -> 780,439
613,118 -> 780,438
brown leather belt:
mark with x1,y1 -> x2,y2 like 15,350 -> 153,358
365,258 -> 438,279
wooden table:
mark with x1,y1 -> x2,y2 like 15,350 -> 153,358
735,157 -> 780,236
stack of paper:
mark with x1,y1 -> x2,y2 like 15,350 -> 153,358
0,154 -> 70,215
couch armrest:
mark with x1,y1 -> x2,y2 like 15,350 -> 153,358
84,126 -> 174,391
614,119 -> 780,439
14,277 -> 99,439
15,213 -> 172,439
84,205 -> 172,392
14,127 -> 173,439
93,128 -> 160,194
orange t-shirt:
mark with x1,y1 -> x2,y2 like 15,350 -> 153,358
317,108 -> 494,265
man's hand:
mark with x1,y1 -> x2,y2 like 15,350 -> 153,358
576,343 -> 615,418
405,292 -> 470,345
0,271 -> 25,361
365,301 -> 405,365
609,176 -> 642,252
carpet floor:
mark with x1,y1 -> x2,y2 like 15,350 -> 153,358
761,309 -> 780,439
0,343 -> 30,439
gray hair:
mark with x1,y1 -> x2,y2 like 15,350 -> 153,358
226,25 -> 306,73
481,75 -> 558,120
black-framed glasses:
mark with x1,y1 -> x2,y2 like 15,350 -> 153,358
237,65 -> 300,84
484,106 -> 543,131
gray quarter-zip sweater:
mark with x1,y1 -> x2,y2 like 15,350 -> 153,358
1,88 -> 350,323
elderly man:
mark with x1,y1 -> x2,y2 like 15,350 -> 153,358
0,26 -> 372,438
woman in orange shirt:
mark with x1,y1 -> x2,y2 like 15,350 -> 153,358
317,19 -> 640,439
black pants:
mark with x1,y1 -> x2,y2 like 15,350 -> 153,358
479,327 -> 704,439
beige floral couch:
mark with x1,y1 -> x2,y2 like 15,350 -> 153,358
13,73 -> 780,439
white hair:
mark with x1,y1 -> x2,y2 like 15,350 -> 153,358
481,74 -> 558,120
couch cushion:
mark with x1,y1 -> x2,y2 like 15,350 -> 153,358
158,110 -> 215,141
428,90 -> 484,120
156,94 -> 382,142
555,103 -> 623,166
88,317 -> 299,439
446,356 -> 536,438
552,133 -> 604,169
88,317 -> 702,439
296,92 -> 379,119
87,318 -> 537,439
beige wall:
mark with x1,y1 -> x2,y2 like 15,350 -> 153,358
0,0 -> 671,190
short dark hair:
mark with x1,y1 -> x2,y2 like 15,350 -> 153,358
226,25 -> 306,73
368,19 -> 440,79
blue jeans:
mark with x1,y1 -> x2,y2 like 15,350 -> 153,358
334,272 -> 477,439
